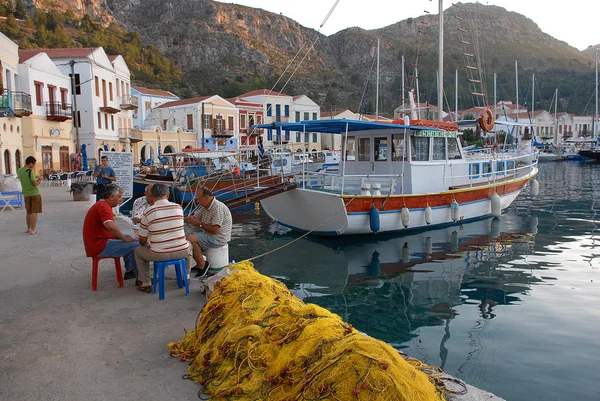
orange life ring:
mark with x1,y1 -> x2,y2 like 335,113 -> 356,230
182,147 -> 210,152
478,109 -> 495,132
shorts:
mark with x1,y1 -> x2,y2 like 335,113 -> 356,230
25,195 -> 42,214
195,232 -> 226,250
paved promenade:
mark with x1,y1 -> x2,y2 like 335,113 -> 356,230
0,186 -> 502,401
0,186 -> 203,401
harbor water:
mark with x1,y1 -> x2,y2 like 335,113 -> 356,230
228,161 -> 600,401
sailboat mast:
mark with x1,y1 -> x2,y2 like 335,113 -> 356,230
493,73 -> 497,117
455,69 -> 458,121
595,48 -> 598,139
515,60 -> 519,123
532,73 -> 535,139
376,38 -> 380,119
401,54 -> 405,113
438,0 -> 444,121
554,88 -> 558,145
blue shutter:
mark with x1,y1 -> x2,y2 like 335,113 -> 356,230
284,105 -> 290,117
276,104 -> 281,117
285,130 -> 290,141
267,128 -> 273,141
266,104 -> 272,116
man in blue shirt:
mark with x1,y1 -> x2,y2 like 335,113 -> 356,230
93,155 -> 116,201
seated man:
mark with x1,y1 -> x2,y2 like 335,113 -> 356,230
131,184 -> 153,224
134,184 -> 193,293
185,187 -> 232,277
83,183 -> 139,281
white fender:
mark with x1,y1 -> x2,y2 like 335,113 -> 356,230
401,206 -> 410,228
530,179 -> 539,197
450,200 -> 459,222
491,192 -> 502,218
424,205 -> 432,225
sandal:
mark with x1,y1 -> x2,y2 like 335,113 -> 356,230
137,285 -> 152,293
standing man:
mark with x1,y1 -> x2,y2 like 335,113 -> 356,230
134,184 -> 193,293
93,155 -> 116,201
184,187 -> 232,277
83,183 -> 139,281
17,156 -> 43,235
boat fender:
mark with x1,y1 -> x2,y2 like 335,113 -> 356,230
255,202 -> 260,215
369,205 -> 380,233
401,243 -> 410,264
424,205 -> 432,225
401,206 -> 410,228
360,182 -> 371,196
371,182 -> 382,196
530,179 -> 539,197
491,192 -> 502,218
450,200 -> 460,222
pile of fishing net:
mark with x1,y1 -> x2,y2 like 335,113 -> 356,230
168,261 -> 445,400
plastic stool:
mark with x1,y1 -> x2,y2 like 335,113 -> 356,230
91,256 -> 124,291
152,258 -> 189,300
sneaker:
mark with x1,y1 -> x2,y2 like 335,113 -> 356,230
123,271 -> 137,280
194,261 -> 210,278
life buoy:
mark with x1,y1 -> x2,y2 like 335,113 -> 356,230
182,147 -> 210,152
478,108 -> 494,131
411,119 -> 459,131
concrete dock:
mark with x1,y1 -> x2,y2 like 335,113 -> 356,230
0,186 -> 503,401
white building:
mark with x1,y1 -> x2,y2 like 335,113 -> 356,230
31,47 -> 136,164
18,50 -> 74,173
131,85 -> 179,129
292,95 -> 321,151
0,32 -> 29,175
320,109 -> 360,150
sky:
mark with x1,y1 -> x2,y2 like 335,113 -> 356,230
216,0 -> 599,51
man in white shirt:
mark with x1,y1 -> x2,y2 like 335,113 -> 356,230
134,184 -> 193,293
131,184 -> 153,224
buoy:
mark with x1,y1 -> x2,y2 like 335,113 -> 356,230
401,206 -> 410,228
369,205 -> 380,233
424,205 -> 432,225
450,200 -> 459,222
401,243 -> 410,264
367,251 -> 381,276
425,236 -> 432,255
450,230 -> 459,252
255,202 -> 260,215
490,217 -> 501,238
530,179 -> 539,197
491,192 -> 502,218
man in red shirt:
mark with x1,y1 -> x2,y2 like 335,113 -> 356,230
83,184 -> 139,281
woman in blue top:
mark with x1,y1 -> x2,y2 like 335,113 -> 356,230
93,155 -> 116,201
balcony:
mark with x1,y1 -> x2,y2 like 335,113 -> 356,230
120,95 -> 139,110
275,116 -> 289,123
119,127 -> 143,143
45,102 -> 72,122
212,128 -> 234,138
99,105 -> 121,114
0,90 -> 32,118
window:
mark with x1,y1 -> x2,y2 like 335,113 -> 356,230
60,88 -> 68,106
470,163 -> 480,178
285,130 -> 290,141
358,138 -> 370,161
187,114 -> 194,130
95,76 -> 99,97
111,115 -> 114,131
304,132 -> 309,143
240,115 -> 246,129
432,137 -> 446,160
284,105 -> 289,117
374,137 -> 388,161
71,74 -> 81,95
296,132 -> 301,142
104,114 -> 108,130
162,119 -> 168,130
98,112 -> 102,128
228,116 -> 234,131
411,136 -> 430,161
392,134 -> 405,161
295,111 -> 300,122
145,101 -> 151,111
116,79 -> 120,96
304,112 -> 309,120
507,160 -> 515,174
312,133 -> 317,143
266,103 -> 272,116
109,82 -> 113,101
267,128 -> 273,141
482,162 -> 492,177
256,115 -> 262,124
76,111 -> 81,128
203,115 -> 211,129
275,104 -> 281,117
312,112 -> 317,120
447,138 -> 462,159
215,118 -> 224,133
343,136 -> 356,161
248,115 -> 255,126
496,161 -> 505,175
34,81 -> 43,106
48,85 -> 56,105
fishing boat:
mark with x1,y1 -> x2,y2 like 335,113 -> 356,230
254,117 -> 538,235
307,150 -> 341,172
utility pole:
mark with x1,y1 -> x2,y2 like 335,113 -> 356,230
200,102 -> 205,148
69,60 -> 80,152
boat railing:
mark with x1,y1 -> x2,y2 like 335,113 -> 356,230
450,152 -> 538,188
294,172 -> 402,196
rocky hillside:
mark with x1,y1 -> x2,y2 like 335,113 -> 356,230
10,0 -> 599,116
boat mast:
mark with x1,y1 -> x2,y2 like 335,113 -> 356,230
376,38 -> 380,119
438,0 -> 444,121
515,60 -> 519,124
595,47 -> 598,139
532,73 -> 535,141
455,69 -> 458,121
401,54 -> 405,112
554,88 -> 558,145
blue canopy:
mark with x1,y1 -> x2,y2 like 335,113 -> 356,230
253,119 -> 415,134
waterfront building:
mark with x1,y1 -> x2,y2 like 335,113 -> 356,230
131,86 -> 179,129
320,109 -> 360,150
227,96 -> 263,146
292,95 -> 321,152
0,32 -> 29,175
18,50 -> 73,174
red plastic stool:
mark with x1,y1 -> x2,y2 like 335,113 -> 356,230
91,256 -> 124,291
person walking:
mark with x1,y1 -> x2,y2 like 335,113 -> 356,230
93,155 -> 116,201
17,156 -> 43,235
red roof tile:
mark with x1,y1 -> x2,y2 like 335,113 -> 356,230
24,47 -> 98,60
132,86 -> 178,98
157,96 -> 213,108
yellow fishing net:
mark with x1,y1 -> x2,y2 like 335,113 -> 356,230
168,261 -> 445,400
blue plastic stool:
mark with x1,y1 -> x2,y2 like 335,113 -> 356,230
152,258 -> 189,300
